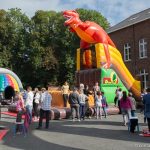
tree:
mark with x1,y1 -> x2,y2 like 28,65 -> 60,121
20,8 -> 110,87
53,9 -> 110,85
0,8 -> 110,88
76,9 -> 110,29
0,9 -> 12,68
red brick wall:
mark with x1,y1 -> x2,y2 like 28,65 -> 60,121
108,19 -> 150,88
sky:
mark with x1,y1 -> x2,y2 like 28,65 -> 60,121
0,0 -> 150,26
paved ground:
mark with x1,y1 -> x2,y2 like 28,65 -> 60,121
0,110 -> 150,150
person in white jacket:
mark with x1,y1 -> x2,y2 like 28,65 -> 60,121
25,86 -> 34,124
33,88 -> 41,121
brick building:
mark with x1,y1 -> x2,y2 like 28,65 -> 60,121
107,8 -> 150,90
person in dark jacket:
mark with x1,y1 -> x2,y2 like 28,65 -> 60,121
143,88 -> 150,134
101,92 -> 108,118
68,87 -> 80,121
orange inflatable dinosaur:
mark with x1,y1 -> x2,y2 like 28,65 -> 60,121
63,10 -> 116,68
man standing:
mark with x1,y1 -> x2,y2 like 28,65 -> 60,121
68,87 -> 80,121
143,88 -> 150,134
25,86 -> 34,124
36,87 -> 52,129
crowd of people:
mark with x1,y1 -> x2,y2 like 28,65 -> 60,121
3,81 -> 150,135
114,86 -> 150,134
62,82 -> 150,134
13,86 -> 52,132
62,82 -> 108,122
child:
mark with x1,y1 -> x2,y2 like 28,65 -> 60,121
101,92 -> 108,118
15,92 -> 25,134
95,91 -> 102,119
79,90 -> 88,120
16,92 -> 24,122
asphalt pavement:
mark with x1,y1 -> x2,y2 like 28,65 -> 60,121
0,110 -> 150,150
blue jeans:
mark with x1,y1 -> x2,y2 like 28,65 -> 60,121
26,105 -> 33,124
80,104 -> 85,119
96,106 -> 102,119
102,107 -> 107,118
38,109 -> 50,128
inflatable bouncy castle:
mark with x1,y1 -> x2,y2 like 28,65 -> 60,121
0,68 -> 23,100
0,68 -> 23,92
63,10 -> 141,103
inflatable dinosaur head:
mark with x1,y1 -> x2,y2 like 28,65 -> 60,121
63,10 -> 79,26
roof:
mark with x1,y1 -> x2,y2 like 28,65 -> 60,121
107,8 -> 150,33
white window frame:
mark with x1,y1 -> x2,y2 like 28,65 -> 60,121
139,38 -> 147,59
139,69 -> 148,89
124,43 -> 131,61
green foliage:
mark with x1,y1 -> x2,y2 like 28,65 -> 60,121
0,8 -> 110,88
76,8 -> 110,29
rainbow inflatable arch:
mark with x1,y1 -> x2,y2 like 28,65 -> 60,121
0,68 -> 23,92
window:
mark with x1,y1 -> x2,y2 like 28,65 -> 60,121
139,69 -> 148,89
124,43 -> 131,61
139,38 -> 147,58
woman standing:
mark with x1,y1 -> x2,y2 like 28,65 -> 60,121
61,82 -> 69,107
120,91 -> 132,126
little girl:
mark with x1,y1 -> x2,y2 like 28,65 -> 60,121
101,92 -> 108,118
95,91 -> 102,119
16,92 -> 24,122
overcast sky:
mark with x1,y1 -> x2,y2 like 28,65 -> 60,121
0,0 -> 150,26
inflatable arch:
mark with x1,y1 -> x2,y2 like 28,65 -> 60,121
0,68 -> 23,92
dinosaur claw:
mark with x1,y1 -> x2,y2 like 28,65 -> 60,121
103,63 -> 111,69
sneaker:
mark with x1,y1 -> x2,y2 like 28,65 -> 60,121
72,119 -> 75,122
78,119 -> 81,122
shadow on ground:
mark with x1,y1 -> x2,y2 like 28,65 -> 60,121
0,116 -> 150,150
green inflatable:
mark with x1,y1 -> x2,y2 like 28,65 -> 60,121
100,68 -> 127,103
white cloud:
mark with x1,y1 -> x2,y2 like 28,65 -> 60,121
96,0 -> 150,25
0,0 -> 149,25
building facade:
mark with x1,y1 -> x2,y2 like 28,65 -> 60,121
108,8 -> 150,90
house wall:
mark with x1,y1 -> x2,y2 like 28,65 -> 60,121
108,19 -> 150,89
